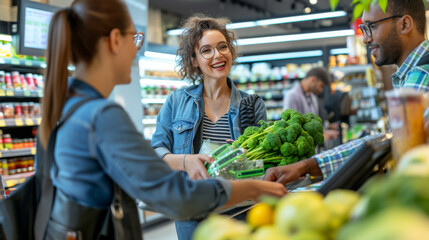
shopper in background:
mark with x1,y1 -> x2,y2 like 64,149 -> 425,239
39,1 -> 286,238
283,67 -> 339,143
265,0 -> 429,184
150,15 -> 272,240
283,67 -> 328,115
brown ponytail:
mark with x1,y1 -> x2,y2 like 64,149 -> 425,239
39,9 -> 71,148
39,0 -> 131,147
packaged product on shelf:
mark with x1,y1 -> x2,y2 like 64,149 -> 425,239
32,103 -> 41,117
20,74 -> 28,89
3,103 -> 14,119
4,72 -> 13,89
3,134 -> 12,150
8,159 -> 16,175
14,103 -> 22,119
21,102 -> 29,118
11,71 -> 21,90
28,102 -> 34,118
0,130 -> 3,150
0,71 -> 5,89
2,160 -> 8,176
26,73 -> 36,90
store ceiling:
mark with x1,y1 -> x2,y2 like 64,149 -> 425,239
149,0 -> 355,56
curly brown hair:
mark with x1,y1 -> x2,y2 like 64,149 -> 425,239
176,14 -> 238,85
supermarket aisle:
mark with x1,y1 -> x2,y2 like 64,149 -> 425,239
143,221 -> 178,240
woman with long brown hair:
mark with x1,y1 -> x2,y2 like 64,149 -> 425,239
39,0 -> 287,238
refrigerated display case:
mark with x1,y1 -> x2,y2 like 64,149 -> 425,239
138,57 -> 188,140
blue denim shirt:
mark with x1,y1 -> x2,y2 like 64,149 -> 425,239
50,79 -> 231,219
151,79 -> 266,157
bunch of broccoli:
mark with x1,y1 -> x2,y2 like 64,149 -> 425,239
232,109 -> 324,167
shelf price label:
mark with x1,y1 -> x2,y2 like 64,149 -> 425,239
0,58 -> 5,64
0,120 -> 6,127
15,119 -> 24,126
25,119 -> 34,126
24,61 -> 32,66
264,92 -> 273,100
31,148 -> 36,155
24,90 -> 31,96
6,180 -> 18,188
37,118 -> 42,125
0,90 -> 5,96
11,59 -> 20,65
6,90 -> 14,96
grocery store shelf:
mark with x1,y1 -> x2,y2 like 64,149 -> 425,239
0,89 -> 43,98
2,171 -> 34,188
261,94 -> 283,101
0,57 -> 45,68
141,98 -> 167,104
330,64 -> 371,74
0,147 -> 36,158
0,118 -> 41,128
266,105 -> 283,109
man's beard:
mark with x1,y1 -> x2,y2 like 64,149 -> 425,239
374,28 -> 402,66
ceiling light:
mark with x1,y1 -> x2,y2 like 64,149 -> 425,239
255,11 -> 346,26
167,11 -> 347,35
304,7 -> 312,13
309,0 -> 317,5
237,50 -> 323,63
236,29 -> 355,46
330,48 -> 350,55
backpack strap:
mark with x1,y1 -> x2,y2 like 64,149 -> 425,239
34,98 -> 95,240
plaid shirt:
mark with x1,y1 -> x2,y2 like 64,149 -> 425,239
0,174 -> 4,199
315,40 -> 429,179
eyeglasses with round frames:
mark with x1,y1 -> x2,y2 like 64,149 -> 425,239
199,42 -> 231,60
358,15 -> 403,37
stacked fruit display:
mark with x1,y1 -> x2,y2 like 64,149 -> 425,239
194,145 -> 429,240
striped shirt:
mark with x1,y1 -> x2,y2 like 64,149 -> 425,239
202,113 -> 231,144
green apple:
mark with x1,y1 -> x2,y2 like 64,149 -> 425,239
274,192 -> 331,237
192,214 -> 251,240
252,226 -> 289,240
323,189 -> 361,234
396,145 -> 429,176
337,207 -> 429,240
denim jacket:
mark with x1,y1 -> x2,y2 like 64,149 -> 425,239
50,79 -> 231,219
151,78 -> 266,157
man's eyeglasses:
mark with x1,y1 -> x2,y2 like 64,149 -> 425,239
131,32 -> 144,51
199,42 -> 231,59
358,15 -> 403,37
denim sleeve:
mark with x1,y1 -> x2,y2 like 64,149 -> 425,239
151,93 -> 174,158
90,103 -> 232,220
